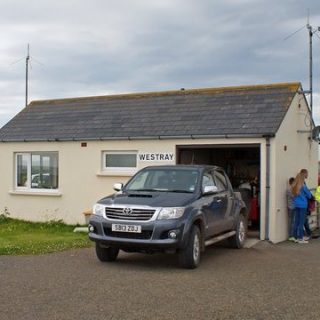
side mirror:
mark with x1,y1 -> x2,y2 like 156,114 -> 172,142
113,183 -> 123,192
203,185 -> 218,194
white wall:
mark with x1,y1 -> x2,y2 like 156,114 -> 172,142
0,137 -> 265,225
269,93 -> 318,242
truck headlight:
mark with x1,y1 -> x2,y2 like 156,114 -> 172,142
157,207 -> 185,220
93,203 -> 104,216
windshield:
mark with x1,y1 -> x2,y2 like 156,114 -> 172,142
125,168 -> 199,193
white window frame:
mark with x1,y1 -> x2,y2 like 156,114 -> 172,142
15,152 -> 59,192
102,151 -> 138,176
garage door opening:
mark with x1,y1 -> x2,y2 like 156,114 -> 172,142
177,144 -> 261,238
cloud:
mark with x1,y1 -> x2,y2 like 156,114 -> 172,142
0,0 -> 320,127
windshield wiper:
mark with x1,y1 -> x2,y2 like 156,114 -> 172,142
167,190 -> 194,193
128,188 -> 193,193
127,189 -> 158,192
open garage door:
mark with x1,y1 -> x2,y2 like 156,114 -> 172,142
177,144 -> 261,237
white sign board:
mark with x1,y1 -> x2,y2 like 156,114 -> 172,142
138,153 -> 174,162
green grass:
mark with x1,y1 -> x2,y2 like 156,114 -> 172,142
0,215 -> 93,255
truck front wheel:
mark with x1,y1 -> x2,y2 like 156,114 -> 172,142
179,225 -> 201,269
95,243 -> 119,262
228,214 -> 247,249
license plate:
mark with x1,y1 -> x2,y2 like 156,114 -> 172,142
112,224 -> 142,233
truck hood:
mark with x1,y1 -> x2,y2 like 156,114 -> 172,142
98,191 -> 198,208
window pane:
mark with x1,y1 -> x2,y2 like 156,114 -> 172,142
17,154 -> 28,187
214,171 -> 227,191
126,171 -> 149,190
31,153 -> 58,189
31,154 -> 40,181
105,154 -> 136,168
126,168 -> 199,193
202,174 -> 215,189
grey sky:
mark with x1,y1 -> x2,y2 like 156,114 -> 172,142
1,0 -> 320,128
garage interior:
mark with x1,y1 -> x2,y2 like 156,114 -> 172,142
177,144 -> 261,238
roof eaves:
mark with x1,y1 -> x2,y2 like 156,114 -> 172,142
0,133 -> 276,143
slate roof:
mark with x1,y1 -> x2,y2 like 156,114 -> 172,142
0,82 -> 301,142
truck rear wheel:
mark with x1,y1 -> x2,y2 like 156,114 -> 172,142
228,214 -> 247,249
95,243 -> 119,262
179,225 -> 201,269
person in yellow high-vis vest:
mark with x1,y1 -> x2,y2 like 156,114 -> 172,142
315,177 -> 320,233
315,176 -> 320,203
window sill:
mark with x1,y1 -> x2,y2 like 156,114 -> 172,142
97,169 -> 138,177
9,190 -> 62,197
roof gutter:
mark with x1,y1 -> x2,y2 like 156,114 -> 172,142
0,133 -> 275,143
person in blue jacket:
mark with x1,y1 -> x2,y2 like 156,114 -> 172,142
292,171 -> 312,243
300,169 -> 312,239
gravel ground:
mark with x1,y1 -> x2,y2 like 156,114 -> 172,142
1,239 -> 320,320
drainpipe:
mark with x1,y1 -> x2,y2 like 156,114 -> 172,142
265,136 -> 271,240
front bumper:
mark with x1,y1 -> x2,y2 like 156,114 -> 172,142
88,215 -> 186,250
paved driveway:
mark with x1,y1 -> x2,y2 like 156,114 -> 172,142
1,240 -> 320,320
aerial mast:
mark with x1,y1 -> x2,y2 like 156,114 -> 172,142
25,44 -> 30,107
306,11 -> 313,115
305,11 -> 320,118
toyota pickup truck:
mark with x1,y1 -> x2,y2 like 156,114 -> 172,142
88,165 -> 247,269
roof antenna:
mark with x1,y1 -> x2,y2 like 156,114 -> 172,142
10,44 -> 44,108
283,10 -> 320,119
305,10 -> 320,118
305,9 -> 319,118
25,44 -> 30,107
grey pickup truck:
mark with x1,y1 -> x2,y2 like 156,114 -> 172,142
89,165 -> 247,269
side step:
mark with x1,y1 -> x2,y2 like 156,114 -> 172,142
204,231 -> 236,247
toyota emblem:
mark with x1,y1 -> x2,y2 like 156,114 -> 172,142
123,207 -> 133,215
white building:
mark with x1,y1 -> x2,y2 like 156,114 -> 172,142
0,82 -> 318,243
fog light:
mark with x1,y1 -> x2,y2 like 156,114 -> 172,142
168,231 -> 177,239
88,224 -> 95,233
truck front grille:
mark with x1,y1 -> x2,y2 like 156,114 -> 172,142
105,207 -> 156,221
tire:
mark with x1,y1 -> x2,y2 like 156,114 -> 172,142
228,214 -> 247,249
179,225 -> 201,269
95,243 -> 119,262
